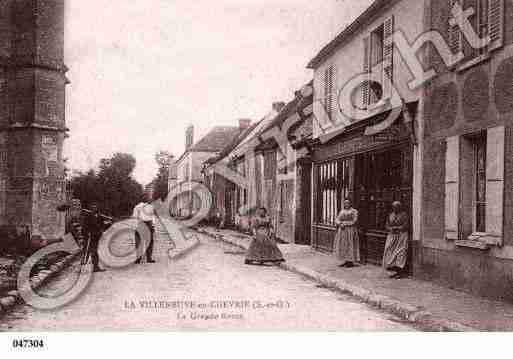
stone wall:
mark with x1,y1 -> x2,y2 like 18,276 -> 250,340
0,0 -> 68,246
420,0 -> 513,301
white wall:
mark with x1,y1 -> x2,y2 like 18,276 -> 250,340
312,0 -> 425,138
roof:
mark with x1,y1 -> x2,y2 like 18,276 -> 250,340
307,0 -> 395,69
204,121 -> 261,165
176,126 -> 242,164
259,81 -> 313,135
191,126 -> 241,152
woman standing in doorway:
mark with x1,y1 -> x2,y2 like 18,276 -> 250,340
334,199 -> 360,268
383,201 -> 409,279
245,207 -> 285,265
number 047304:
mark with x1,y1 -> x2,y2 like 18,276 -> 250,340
12,339 -> 44,349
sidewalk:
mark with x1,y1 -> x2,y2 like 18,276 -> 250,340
197,225 -> 513,331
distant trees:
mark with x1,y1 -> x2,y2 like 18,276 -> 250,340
70,152 -> 144,219
151,150 -> 173,201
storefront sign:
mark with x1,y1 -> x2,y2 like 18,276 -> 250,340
313,122 -> 409,162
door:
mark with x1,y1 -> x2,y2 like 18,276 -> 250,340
355,145 -> 412,265
297,161 -> 312,245
224,183 -> 234,227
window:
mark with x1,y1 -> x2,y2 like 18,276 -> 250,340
316,159 -> 351,226
450,0 -> 504,67
279,182 -> 286,222
448,0 -> 463,54
473,133 -> 487,232
236,187 -> 248,213
472,0 -> 489,58
363,16 -> 394,109
236,158 -> 246,177
184,163 -> 190,181
444,127 -> 505,246
371,25 -> 384,71
278,147 -> 288,175
264,151 -> 276,180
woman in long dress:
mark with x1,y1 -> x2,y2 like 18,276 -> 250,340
245,207 -> 285,265
382,201 -> 409,279
334,199 -> 360,268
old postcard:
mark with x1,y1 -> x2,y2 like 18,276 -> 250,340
1,0 -> 513,351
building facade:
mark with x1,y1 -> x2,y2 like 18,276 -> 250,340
0,0 -> 69,246
307,0 -> 425,265
204,89 -> 314,245
202,105 -> 283,228
419,0 -> 513,301
171,123 -> 247,218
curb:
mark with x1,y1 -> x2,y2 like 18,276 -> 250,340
196,227 -> 476,332
0,251 -> 81,317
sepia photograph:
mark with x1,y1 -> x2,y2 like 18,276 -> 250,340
0,0 -> 513,354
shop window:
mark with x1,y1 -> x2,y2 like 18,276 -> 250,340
316,159 -> 351,226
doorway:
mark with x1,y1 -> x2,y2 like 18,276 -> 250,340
354,144 -> 412,266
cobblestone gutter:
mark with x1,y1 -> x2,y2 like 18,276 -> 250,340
196,227 -> 475,332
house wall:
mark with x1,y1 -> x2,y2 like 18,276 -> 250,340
174,151 -> 217,217
312,0 -> 426,139
421,0 -> 513,301
310,0 -> 426,257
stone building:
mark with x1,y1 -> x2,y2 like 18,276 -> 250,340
419,0 -> 513,301
0,0 -> 69,246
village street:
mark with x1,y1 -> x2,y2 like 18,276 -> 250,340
0,232 -> 414,331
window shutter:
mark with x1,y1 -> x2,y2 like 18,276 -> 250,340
323,68 -> 329,119
382,16 -> 394,101
329,65 -> 335,119
448,0 -> 462,54
488,0 -> 504,51
362,36 -> 371,108
485,126 -> 504,244
323,65 -> 335,120
445,135 -> 460,240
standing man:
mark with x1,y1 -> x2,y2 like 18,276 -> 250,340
133,195 -> 156,264
83,203 -> 108,273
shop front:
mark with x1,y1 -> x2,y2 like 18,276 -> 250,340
311,108 -> 415,265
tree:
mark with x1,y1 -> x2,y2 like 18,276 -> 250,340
70,153 -> 144,219
152,150 -> 173,201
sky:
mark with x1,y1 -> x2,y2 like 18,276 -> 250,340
64,0 -> 373,185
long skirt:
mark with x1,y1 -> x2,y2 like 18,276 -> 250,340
245,227 -> 285,263
334,226 -> 360,263
382,231 -> 408,270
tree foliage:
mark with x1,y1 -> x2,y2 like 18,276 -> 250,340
151,150 -> 172,201
70,152 -> 144,219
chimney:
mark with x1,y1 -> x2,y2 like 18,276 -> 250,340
238,119 -> 251,130
272,101 -> 286,113
185,125 -> 194,150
